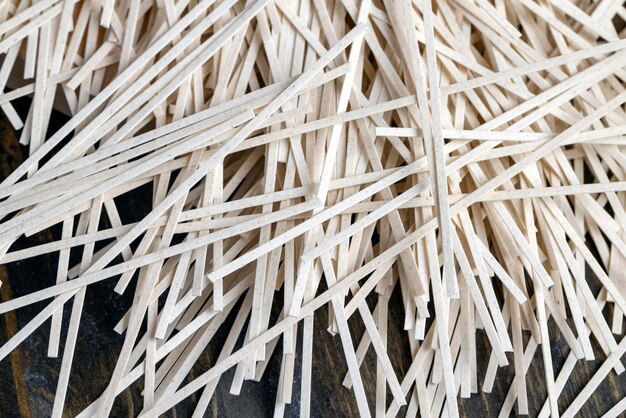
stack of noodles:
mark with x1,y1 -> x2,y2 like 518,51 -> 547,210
0,0 -> 625,417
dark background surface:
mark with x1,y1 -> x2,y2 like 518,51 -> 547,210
0,104 -> 625,417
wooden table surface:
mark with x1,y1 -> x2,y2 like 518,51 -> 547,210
0,108 -> 625,417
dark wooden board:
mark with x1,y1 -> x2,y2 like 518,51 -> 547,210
0,111 -> 625,418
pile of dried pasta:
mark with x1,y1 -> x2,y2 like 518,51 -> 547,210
0,0 -> 625,417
